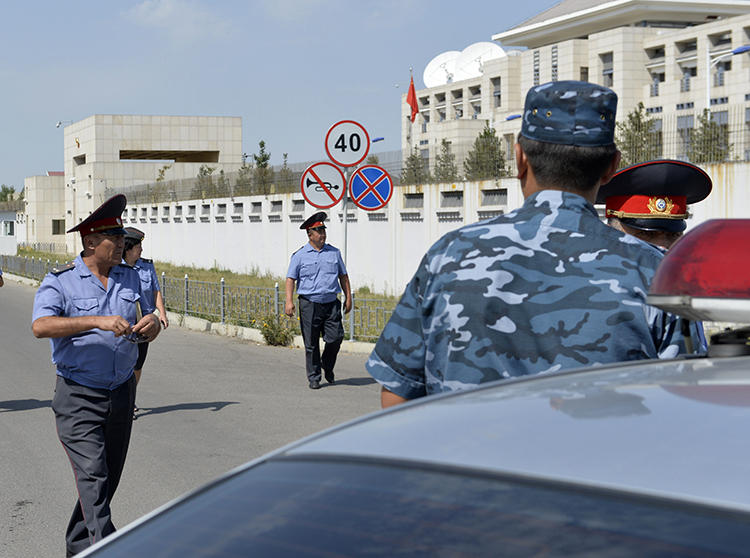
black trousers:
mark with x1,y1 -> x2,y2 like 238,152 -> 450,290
298,297 -> 344,382
52,375 -> 136,556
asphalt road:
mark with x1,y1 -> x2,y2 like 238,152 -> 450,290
0,278 -> 381,558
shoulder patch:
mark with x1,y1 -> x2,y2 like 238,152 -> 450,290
51,262 -> 75,275
140,257 -> 153,264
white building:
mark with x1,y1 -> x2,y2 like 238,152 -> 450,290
404,0 -> 750,171
0,202 -> 23,255
23,114 -> 244,252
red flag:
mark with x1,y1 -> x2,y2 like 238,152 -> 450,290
406,75 -> 418,123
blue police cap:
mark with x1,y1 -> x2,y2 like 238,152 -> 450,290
521,81 -> 618,147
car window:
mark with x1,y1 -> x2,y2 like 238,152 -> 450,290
90,458 -> 750,556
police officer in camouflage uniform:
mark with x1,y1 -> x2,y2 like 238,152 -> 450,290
367,80 -> 695,408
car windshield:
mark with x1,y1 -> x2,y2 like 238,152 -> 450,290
89,458 -> 750,556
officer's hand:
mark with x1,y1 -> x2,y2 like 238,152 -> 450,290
133,313 -> 161,342
98,315 -> 133,337
344,297 -> 352,314
284,301 -> 295,317
160,316 -> 169,329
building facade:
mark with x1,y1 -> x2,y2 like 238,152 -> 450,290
23,114 -> 244,252
404,0 -> 750,172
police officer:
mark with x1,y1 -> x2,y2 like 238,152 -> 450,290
31,195 -> 161,556
123,227 -> 168,417
598,159 -> 712,353
368,80 -> 694,408
597,159 -> 712,250
285,212 -> 352,389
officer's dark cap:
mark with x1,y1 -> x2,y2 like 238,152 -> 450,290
300,211 -> 327,231
521,80 -> 617,147
124,227 -> 145,242
597,160 -> 712,233
67,194 -> 128,237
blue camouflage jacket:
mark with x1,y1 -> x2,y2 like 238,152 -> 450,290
366,189 -> 693,400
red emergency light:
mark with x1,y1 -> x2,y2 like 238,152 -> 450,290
647,219 -> 750,322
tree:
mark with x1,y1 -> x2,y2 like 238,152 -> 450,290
0,185 -> 17,201
463,124 -> 508,181
615,102 -> 661,167
216,169 -> 230,198
366,154 -> 380,165
235,162 -> 253,196
253,140 -> 274,195
434,139 -> 459,183
191,164 -> 217,199
401,146 -> 431,185
688,108 -> 732,164
277,153 -> 294,193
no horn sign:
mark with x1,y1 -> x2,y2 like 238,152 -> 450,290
348,165 -> 393,211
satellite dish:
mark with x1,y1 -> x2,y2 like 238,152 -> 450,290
454,42 -> 506,80
423,50 -> 460,88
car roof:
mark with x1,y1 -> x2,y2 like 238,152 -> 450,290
280,356 -> 750,512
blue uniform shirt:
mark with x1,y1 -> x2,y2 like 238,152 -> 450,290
367,190 -> 693,400
32,255 -> 156,390
287,243 -> 347,303
133,258 -> 161,307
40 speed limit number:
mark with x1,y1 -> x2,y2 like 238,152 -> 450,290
325,120 -> 370,167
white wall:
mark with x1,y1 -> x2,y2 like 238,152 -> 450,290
72,162 -> 748,296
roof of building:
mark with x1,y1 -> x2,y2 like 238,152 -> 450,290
494,0 -> 750,48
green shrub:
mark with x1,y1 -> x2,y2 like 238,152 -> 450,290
257,314 -> 295,346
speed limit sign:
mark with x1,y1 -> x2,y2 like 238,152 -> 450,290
325,120 -> 370,167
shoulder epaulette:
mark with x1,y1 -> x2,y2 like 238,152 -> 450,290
51,263 -> 75,275
140,257 -> 153,264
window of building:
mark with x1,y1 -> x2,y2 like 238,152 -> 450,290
188,205 -> 196,216
73,154 -> 86,166
201,204 -> 210,216
680,66 -> 696,92
251,202 -> 262,213
440,191 -> 463,208
533,50 -> 540,86
162,206 -> 170,218
271,201 -> 282,213
645,46 -> 665,60
233,202 -> 243,214
708,31 -> 732,48
292,199 -> 305,213
51,219 -> 66,235
600,52 -> 613,87
481,188 -> 508,206
714,60 -> 731,87
551,46 -> 558,82
675,39 -> 697,54
580,67 -> 589,81
140,207 -> 147,219
217,203 -> 226,215
3,221 -> 14,236
650,72 -> 665,96
491,77 -> 502,108
175,205 -> 183,217
403,193 -> 424,209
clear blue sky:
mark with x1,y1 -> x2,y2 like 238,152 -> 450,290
0,0 -> 555,191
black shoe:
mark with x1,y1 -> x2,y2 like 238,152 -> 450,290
309,380 -> 321,390
324,370 -> 335,385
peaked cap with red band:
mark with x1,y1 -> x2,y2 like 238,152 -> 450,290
300,211 -> 327,231
596,160 -> 711,233
67,194 -> 128,237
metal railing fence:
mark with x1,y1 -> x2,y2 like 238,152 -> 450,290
2,254 -> 394,342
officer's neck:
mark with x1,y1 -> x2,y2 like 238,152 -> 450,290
82,253 -> 114,286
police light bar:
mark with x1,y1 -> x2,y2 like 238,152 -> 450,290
647,219 -> 750,322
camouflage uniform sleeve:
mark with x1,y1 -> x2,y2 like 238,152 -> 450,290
644,303 -> 691,358
365,254 -> 433,400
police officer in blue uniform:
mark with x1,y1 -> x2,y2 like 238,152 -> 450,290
123,227 -> 168,417
285,212 -> 352,389
31,194 -> 161,556
367,81 -> 694,408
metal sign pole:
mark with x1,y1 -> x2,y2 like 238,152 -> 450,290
342,168 -> 349,267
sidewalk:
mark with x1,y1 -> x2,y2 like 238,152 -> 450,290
7,272 -> 376,355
